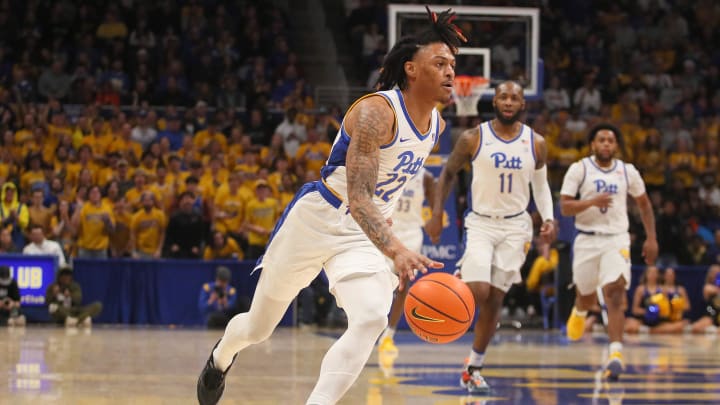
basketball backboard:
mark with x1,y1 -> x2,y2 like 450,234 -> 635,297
388,4 -> 541,100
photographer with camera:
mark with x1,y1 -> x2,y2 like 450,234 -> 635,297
198,266 -> 247,329
0,265 -> 25,326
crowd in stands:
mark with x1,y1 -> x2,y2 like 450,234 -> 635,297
0,0 -> 344,264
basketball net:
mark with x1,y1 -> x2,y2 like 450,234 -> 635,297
452,76 -> 489,117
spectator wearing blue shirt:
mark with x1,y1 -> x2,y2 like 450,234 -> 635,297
198,266 -> 239,329
157,113 -> 185,151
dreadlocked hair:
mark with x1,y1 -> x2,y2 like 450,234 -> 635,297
375,6 -> 468,91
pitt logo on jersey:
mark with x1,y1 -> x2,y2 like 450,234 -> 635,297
491,152 -> 523,170
375,151 -> 425,202
594,179 -> 618,194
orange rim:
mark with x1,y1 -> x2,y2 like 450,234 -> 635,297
454,76 -> 489,97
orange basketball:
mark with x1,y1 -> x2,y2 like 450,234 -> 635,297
404,272 -> 475,344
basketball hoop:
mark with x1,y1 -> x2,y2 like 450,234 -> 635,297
452,75 -> 489,117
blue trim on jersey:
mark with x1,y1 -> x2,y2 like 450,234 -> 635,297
317,180 -> 342,208
256,182 -> 318,269
487,121 -> 524,143
378,92 -> 399,149
587,156 -> 618,173
320,126 -> 351,179
530,128 -> 537,165
471,124 -> 483,162
578,158 -> 587,189
395,89 -> 433,141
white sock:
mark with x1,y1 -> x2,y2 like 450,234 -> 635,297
609,341 -> 623,355
468,349 -> 485,369
380,327 -> 395,340
573,307 -> 588,317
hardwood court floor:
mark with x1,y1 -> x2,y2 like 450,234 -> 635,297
2,325 -> 720,404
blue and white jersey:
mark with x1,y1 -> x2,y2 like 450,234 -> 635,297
319,90 -> 439,218
560,156 -> 646,234
469,120 -> 536,217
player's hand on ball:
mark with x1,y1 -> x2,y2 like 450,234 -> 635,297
394,248 -> 444,291
425,215 -> 443,244
539,220 -> 556,244
642,237 -> 659,265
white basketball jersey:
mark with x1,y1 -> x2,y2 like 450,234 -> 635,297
392,166 -> 426,230
320,90 -> 439,218
469,121 -> 536,216
560,156 -> 646,234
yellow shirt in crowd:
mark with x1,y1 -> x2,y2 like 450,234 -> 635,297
77,203 -> 115,250
131,208 -> 167,255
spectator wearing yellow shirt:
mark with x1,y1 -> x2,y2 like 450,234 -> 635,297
199,156 -> 229,198
96,153 -> 122,188
697,138 -> 720,178
20,154 -> 47,193
277,172 -> 299,212
115,159 -> 135,196
14,113 -> 36,144
213,172 -> 246,241
138,150 -> 158,182
0,182 -> 29,248
50,200 -> 75,259
96,10 -> 128,40
107,123 -> 143,165
65,145 -> 99,189
242,181 -> 279,259
73,185 -> 115,259
124,170 -> 161,212
194,120 -> 228,153
635,130 -> 666,192
668,137 -> 697,188
547,129 -> 581,189
203,231 -> 244,260
130,193 -> 167,259
154,163 -> 176,212
295,129 -> 331,178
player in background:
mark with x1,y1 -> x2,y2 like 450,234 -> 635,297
427,81 -> 556,393
377,167 -> 436,357
197,7 -> 466,405
561,124 -> 657,380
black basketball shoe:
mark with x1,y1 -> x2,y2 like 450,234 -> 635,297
197,340 -> 237,405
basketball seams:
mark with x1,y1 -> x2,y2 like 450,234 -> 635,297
408,288 -> 469,324
414,279 -> 473,321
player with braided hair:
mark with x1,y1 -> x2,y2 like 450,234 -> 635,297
197,6 -> 466,405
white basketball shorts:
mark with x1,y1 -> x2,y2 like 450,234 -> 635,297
572,232 -> 631,296
255,181 -> 398,302
458,211 -> 533,292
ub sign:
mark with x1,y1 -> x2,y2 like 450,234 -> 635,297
0,255 -> 56,306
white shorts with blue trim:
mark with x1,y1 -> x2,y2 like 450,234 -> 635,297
255,181 -> 399,302
457,211 -> 533,292
572,232 -> 631,296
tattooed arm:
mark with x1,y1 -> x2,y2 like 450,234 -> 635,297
425,127 -> 478,244
344,96 -> 442,289
344,96 -> 398,255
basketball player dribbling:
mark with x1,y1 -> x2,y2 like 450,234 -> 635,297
561,124 -> 657,380
197,7 -> 467,405
427,81 -> 556,393
377,166 -> 436,359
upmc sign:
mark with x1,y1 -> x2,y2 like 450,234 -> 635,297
0,255 -> 56,306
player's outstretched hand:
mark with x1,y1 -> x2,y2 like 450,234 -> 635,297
591,193 -> 613,210
393,248 -> 444,291
425,215 -> 443,244
642,237 -> 659,265
539,220 -> 557,244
